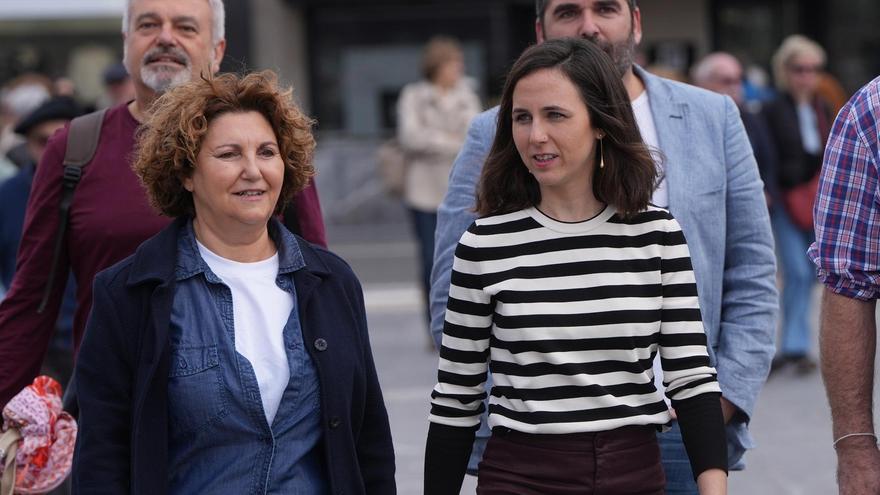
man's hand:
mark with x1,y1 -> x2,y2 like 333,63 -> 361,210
836,440 -> 880,495
720,396 -> 737,424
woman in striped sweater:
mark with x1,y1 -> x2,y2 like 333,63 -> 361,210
425,38 -> 727,494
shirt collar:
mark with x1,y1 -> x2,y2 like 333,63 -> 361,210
175,217 -> 306,282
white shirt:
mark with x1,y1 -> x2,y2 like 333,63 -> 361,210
631,90 -> 666,207
632,89 -> 671,404
197,241 -> 294,424
796,102 -> 822,154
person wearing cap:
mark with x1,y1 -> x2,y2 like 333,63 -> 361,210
100,62 -> 136,108
0,96 -> 82,387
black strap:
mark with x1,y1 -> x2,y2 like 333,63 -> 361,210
37,109 -> 107,313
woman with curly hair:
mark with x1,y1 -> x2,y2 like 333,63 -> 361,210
72,71 -> 396,495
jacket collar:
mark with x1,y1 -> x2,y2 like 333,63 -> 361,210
632,64 -> 690,213
126,216 -> 331,287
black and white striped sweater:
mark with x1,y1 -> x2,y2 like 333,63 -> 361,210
430,205 -> 721,432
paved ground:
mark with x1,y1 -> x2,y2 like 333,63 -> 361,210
329,222 -> 842,494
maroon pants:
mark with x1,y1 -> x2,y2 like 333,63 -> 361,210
476,425 -> 666,495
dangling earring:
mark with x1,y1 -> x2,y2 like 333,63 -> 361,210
599,137 -> 605,169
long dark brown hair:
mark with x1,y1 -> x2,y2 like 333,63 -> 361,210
475,37 -> 658,219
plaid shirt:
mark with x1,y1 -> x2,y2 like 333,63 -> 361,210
809,76 -> 880,300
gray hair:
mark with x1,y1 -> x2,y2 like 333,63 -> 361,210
771,34 -> 826,92
535,0 -> 637,20
122,0 -> 225,46
690,52 -> 740,86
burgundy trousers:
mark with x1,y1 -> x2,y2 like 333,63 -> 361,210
476,425 -> 666,495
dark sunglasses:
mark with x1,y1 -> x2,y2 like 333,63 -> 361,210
787,64 -> 822,75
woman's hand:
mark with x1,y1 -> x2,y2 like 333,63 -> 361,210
696,468 -> 727,495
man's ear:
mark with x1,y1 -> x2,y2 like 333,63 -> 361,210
631,7 -> 643,46
211,39 -> 227,74
535,18 -> 546,43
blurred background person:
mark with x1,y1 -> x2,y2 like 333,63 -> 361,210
691,52 -> 779,209
0,74 -> 53,179
396,35 -> 480,341
763,34 -> 833,375
98,62 -> 136,109
74,71 -> 395,495
815,71 -> 849,117
0,95 -> 82,388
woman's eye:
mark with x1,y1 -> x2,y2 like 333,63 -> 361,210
216,152 -> 237,159
259,148 -> 277,158
514,114 -> 531,123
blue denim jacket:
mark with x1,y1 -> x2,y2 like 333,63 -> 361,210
166,220 -> 328,494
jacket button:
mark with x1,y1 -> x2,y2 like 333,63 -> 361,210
314,338 -> 328,352
329,416 -> 342,429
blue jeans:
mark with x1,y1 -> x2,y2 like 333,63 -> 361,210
771,207 -> 816,356
657,421 -> 698,494
408,208 -> 437,326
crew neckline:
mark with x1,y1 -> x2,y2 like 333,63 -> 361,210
527,205 -> 615,234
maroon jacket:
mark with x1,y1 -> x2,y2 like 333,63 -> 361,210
0,103 -> 326,406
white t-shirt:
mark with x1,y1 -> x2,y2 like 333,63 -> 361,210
197,240 -> 294,425
631,90 -> 667,208
632,89 -> 672,405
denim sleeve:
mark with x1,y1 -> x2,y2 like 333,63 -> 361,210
429,109 -> 497,348
714,96 -> 778,464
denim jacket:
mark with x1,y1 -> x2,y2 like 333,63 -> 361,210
166,220 -> 326,494
73,217 -> 396,495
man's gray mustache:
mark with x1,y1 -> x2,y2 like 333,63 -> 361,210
143,49 -> 190,66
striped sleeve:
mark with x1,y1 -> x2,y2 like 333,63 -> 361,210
429,223 -> 493,428
657,217 -> 722,403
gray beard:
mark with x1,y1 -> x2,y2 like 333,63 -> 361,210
141,64 -> 192,94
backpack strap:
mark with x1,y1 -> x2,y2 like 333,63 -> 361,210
37,108 -> 108,313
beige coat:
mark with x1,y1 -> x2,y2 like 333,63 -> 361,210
396,79 -> 480,212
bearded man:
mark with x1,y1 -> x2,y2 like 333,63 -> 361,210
428,1 -> 777,493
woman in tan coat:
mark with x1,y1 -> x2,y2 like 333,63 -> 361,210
397,36 -> 481,336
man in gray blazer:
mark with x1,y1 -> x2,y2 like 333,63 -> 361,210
428,0 -> 777,492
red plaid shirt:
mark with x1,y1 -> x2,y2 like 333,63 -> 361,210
809,76 -> 880,300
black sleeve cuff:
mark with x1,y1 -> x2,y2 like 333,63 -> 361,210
672,392 -> 728,479
424,422 -> 478,495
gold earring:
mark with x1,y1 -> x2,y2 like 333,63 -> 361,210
599,138 -> 605,169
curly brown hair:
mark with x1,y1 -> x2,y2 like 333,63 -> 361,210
133,70 -> 315,218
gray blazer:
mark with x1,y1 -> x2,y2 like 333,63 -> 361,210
428,66 -> 777,468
